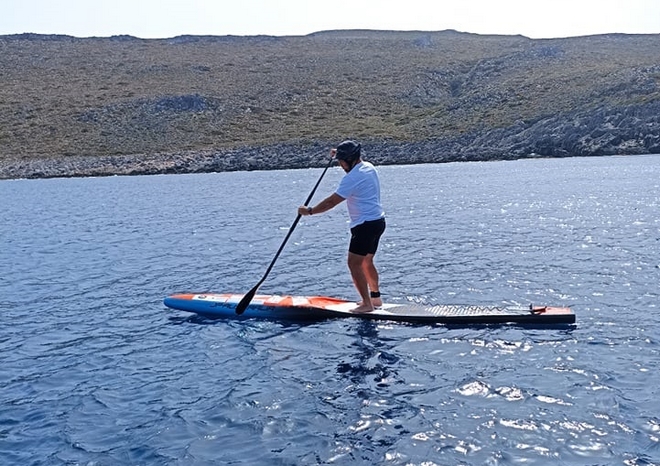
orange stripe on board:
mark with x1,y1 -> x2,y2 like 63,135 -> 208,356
261,295 -> 350,309
307,296 -> 351,309
531,306 -> 572,315
263,296 -> 294,307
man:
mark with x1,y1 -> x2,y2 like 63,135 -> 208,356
298,140 -> 386,313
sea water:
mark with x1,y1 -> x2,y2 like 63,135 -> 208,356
1,155 -> 659,465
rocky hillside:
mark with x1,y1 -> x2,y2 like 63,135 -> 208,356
1,30 -> 659,178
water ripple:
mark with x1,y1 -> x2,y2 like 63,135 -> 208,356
2,156 -> 660,464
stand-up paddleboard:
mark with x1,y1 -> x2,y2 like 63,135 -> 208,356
164,293 -> 575,325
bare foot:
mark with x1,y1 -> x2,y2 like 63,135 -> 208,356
358,298 -> 382,308
351,303 -> 375,313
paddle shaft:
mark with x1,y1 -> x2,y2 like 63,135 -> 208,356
235,155 -> 335,314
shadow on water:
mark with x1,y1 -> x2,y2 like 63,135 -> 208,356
167,314 -> 221,326
335,320 -> 397,389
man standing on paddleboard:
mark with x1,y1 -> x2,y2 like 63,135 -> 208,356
298,140 -> 386,313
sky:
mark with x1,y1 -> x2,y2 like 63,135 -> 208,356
2,0 -> 659,40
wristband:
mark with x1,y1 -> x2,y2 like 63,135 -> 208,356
307,206 -> 313,215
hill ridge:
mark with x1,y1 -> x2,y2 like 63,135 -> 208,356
1,30 -> 659,178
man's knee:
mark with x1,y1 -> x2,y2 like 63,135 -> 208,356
347,252 -> 365,269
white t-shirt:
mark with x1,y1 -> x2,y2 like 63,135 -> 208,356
335,161 -> 385,228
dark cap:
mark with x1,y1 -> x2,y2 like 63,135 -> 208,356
335,140 -> 361,162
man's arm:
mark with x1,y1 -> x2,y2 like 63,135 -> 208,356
298,193 -> 345,216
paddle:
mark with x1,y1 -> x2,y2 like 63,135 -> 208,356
235,154 -> 335,315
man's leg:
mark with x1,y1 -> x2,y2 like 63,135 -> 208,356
347,252 -> 373,313
362,253 -> 382,306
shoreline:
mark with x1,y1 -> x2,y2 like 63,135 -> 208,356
1,139 -> 656,181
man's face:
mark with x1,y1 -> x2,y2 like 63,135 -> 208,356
338,159 -> 351,173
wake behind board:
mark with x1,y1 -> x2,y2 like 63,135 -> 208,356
164,293 -> 575,325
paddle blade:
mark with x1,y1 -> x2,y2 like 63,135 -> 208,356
235,286 -> 258,315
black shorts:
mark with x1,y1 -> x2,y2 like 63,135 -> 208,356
349,218 -> 386,256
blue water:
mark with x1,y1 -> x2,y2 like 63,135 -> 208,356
1,155 -> 659,465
